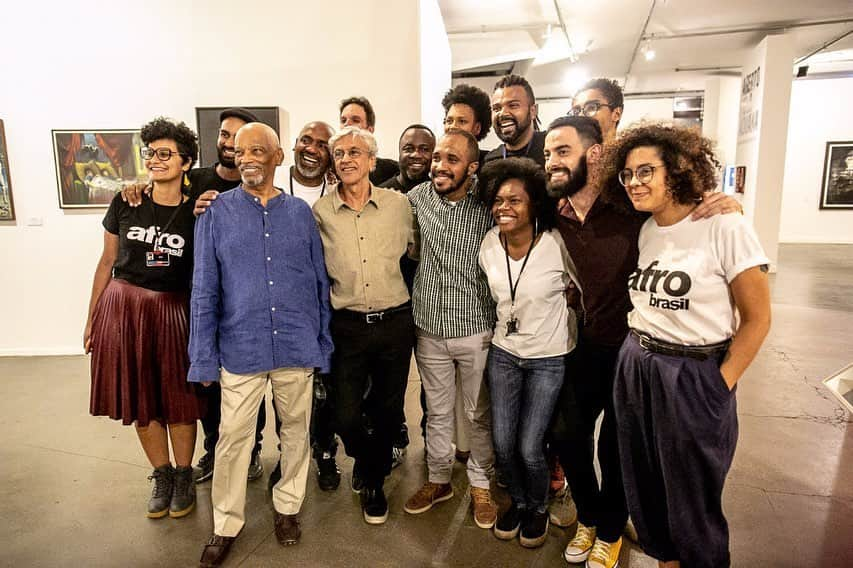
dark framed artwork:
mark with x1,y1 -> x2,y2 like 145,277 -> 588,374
0,119 -> 15,220
52,129 -> 147,209
195,107 -> 280,168
819,141 -> 853,209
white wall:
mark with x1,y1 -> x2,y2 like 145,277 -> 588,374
0,0 -> 446,355
703,77 -> 741,167
779,77 -> 853,244
419,0 -> 452,136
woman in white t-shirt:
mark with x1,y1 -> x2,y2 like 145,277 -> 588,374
478,157 -> 580,549
598,124 -> 771,568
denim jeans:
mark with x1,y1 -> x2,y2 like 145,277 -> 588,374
487,344 -> 565,513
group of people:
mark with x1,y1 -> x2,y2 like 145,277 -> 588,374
85,74 -> 771,568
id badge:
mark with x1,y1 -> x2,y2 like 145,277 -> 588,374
146,250 -> 170,268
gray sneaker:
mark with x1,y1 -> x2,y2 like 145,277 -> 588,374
170,465 -> 196,518
147,465 -> 174,519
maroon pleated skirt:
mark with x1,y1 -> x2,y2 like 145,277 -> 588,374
89,278 -> 203,426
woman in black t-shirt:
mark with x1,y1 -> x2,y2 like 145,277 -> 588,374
84,117 -> 203,520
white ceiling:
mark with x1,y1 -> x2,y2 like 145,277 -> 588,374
439,0 -> 853,97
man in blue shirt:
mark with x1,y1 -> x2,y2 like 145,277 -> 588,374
190,123 -> 333,567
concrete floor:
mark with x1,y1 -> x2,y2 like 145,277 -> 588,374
1,243 -> 852,568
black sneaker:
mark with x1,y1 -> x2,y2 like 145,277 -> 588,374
351,462 -> 365,494
317,453 -> 341,491
247,450 -> 264,481
493,502 -> 523,540
268,461 -> 282,492
170,465 -> 196,518
194,452 -> 214,484
147,465 -> 174,519
519,509 -> 549,548
361,486 -> 388,525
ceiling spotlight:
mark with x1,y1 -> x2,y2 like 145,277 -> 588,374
644,48 -> 656,61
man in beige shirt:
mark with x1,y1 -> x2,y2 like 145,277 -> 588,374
313,126 -> 415,525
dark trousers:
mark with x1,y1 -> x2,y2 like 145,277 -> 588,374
201,383 -> 264,456
331,308 -> 414,487
614,333 -> 737,568
552,339 -> 628,542
310,373 -> 338,459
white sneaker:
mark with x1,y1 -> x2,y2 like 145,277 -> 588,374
391,446 -> 406,469
549,489 -> 577,528
564,522 -> 596,563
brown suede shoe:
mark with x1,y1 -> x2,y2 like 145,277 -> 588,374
274,512 -> 301,546
470,487 -> 497,529
404,481 -> 454,514
199,534 -> 235,568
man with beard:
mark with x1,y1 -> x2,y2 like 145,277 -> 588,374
403,129 -> 498,530
280,121 -> 335,206
483,75 -> 545,168
192,122 -> 332,565
379,124 -> 435,193
544,116 -> 742,568
441,84 -> 492,169
568,78 -> 624,144
339,96 -> 399,185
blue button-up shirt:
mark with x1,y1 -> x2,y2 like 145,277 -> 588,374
188,187 -> 333,382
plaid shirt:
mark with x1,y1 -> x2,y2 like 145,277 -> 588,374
408,180 -> 496,338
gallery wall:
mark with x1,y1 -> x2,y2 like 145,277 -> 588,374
0,0 -> 449,355
778,76 -> 853,243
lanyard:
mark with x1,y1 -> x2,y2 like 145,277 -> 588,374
501,136 -> 535,160
147,195 -> 185,251
289,167 -> 326,198
501,228 -> 536,310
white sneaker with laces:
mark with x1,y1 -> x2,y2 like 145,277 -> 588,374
564,522 -> 596,563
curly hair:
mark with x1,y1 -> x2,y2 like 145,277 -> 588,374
479,157 -> 557,232
441,84 -> 492,141
576,78 -> 624,111
140,117 -> 198,167
597,123 -> 721,212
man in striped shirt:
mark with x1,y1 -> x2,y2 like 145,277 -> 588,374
403,129 -> 498,529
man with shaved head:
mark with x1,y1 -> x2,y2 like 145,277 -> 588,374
279,121 -> 336,206
190,122 -> 333,565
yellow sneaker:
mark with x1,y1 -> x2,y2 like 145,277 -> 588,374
586,536 -> 622,568
564,522 -> 596,563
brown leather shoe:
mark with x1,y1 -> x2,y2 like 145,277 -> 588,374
470,487 -> 497,529
199,534 -> 235,568
404,481 -> 454,514
274,512 -> 301,546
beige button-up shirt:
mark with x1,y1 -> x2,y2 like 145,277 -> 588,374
313,185 -> 415,312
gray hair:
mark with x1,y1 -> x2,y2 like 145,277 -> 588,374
328,126 -> 378,157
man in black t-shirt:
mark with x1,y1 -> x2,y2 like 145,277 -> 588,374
338,96 -> 399,185
483,75 -> 546,168
187,108 -> 271,486
378,124 -> 435,194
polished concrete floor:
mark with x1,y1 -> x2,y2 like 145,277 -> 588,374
1,243 -> 852,567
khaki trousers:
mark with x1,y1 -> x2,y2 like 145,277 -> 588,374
212,367 -> 313,537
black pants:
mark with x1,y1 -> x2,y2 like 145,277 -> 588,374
201,383 -> 264,456
310,373 -> 338,459
552,339 -> 628,542
331,307 -> 414,487
614,332 -> 737,567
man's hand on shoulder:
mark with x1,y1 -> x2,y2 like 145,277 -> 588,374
193,190 -> 219,217
119,183 -> 151,207
692,191 -> 743,220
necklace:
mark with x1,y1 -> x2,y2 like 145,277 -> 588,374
501,227 -> 536,336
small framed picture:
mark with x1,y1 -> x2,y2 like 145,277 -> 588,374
52,129 -> 147,209
819,141 -> 853,209
0,119 -> 15,221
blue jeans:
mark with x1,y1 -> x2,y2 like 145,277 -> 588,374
487,344 -> 565,513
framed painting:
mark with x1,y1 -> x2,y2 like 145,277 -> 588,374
0,119 -> 15,220
195,107 -> 280,168
52,129 -> 147,209
819,141 -> 853,210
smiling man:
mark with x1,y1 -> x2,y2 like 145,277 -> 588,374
282,121 -> 335,206
338,96 -> 399,185
190,122 -> 332,566
380,124 -> 436,193
483,75 -> 545,168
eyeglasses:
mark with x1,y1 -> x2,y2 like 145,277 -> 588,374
618,163 -> 665,187
567,101 -> 614,118
332,147 -> 368,161
141,146 -> 183,161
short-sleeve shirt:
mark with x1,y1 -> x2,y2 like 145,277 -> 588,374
312,185 -> 414,312
102,192 -> 195,292
628,213 -> 769,345
479,227 -> 579,358
187,164 -> 241,200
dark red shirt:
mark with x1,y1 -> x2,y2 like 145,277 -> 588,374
557,196 -> 646,347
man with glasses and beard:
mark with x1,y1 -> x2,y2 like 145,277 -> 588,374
483,75 -> 545,168
568,78 -> 624,144
544,116 -> 742,568
403,129 -> 498,529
